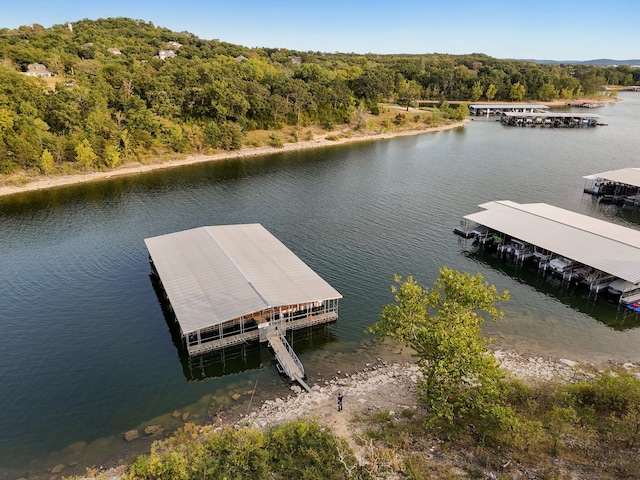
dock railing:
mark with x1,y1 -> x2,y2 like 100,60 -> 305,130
281,333 -> 305,378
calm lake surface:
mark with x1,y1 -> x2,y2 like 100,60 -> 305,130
2,93 -> 640,477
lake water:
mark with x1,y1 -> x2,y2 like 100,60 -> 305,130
2,93 -> 640,478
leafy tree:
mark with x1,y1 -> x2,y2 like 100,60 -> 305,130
470,81 -> 483,102
350,67 -> 394,102
369,268 -> 511,429
509,82 -> 526,101
104,143 -> 120,169
485,83 -> 498,101
537,82 -> 559,101
38,148 -> 54,174
453,103 -> 469,120
75,138 -> 98,170
219,121 -> 243,150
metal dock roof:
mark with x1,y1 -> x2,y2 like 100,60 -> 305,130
469,103 -> 549,110
584,167 -> 640,187
501,111 -> 600,118
464,201 -> 640,284
144,224 -> 342,335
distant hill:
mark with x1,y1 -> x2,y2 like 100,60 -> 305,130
1,17 -> 639,179
524,58 -> 640,67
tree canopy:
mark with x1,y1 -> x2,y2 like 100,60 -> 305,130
1,17 -> 635,177
370,268 -> 512,430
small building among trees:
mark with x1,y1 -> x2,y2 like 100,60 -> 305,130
23,63 -> 53,77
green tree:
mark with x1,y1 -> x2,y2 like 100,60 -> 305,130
537,82 -> 559,101
470,81 -> 483,102
453,103 -> 469,120
38,148 -> 54,174
509,82 -> 526,101
104,143 -> 120,169
395,75 -> 421,111
219,122 -> 243,150
75,139 -> 98,170
369,268 -> 510,428
485,83 -> 498,101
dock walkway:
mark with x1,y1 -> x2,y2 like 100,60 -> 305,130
267,331 -> 312,392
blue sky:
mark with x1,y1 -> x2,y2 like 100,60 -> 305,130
3,0 -> 639,61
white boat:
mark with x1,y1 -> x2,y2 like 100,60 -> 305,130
591,278 -> 615,293
549,257 -> 573,276
512,239 -> 534,262
533,246 -> 551,262
585,272 -> 616,293
608,278 -> 640,297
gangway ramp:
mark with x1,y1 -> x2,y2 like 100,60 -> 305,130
267,332 -> 312,392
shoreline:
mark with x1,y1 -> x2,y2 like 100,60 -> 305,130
0,122 -> 467,198
0,95 -> 619,198
77,348 -> 639,480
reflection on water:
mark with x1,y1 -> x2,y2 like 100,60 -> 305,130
467,249 -> 640,332
179,326 -> 340,383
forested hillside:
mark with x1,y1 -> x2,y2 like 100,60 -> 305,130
1,17 -> 638,176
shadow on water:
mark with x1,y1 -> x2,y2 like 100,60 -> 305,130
578,193 -> 640,228
150,272 -> 340,383
466,248 -> 640,332
178,326 -> 340,383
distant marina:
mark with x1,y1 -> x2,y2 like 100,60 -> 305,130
468,102 -> 605,127
468,103 -> 550,116
499,111 -> 602,127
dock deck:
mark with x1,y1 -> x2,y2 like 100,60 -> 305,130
468,103 -> 549,116
145,224 -> 342,390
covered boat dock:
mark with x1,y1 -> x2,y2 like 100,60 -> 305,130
583,167 -> 640,206
460,201 -> 640,304
500,111 -> 601,127
468,104 -> 549,116
144,224 -> 343,389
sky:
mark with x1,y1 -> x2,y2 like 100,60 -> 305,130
3,0 -> 639,61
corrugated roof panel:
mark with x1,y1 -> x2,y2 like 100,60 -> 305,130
466,201 -> 640,284
207,224 -> 342,306
145,227 -> 266,334
469,104 -> 549,109
583,167 -> 640,188
144,224 -> 342,335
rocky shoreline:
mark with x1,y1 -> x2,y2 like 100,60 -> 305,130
71,349 -> 638,480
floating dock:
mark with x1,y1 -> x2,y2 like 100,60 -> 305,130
468,103 -> 549,116
144,224 -> 342,390
583,167 -> 640,205
500,111 -> 601,127
457,201 -> 640,305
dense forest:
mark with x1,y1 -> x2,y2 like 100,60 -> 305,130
1,17 -> 638,176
